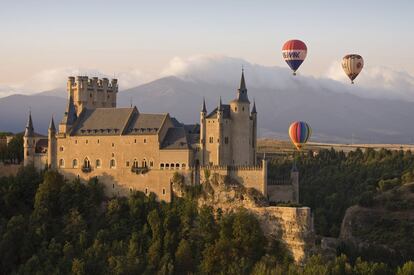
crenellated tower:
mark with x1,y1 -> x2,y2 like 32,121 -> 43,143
67,76 -> 118,116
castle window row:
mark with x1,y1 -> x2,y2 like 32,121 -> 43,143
160,163 -> 186,170
59,158 -> 116,169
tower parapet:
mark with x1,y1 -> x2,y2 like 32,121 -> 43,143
68,76 -> 118,116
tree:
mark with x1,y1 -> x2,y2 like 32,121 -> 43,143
174,239 -> 194,274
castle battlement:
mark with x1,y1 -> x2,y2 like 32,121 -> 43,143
200,164 -> 263,171
68,76 -> 118,91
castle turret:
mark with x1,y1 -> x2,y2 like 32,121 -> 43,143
23,112 -> 35,166
48,117 -> 57,169
59,94 -> 77,134
230,69 -> 252,165
200,97 -> 207,165
251,100 -> 257,165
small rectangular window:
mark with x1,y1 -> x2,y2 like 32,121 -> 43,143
162,188 -> 166,195
209,137 -> 214,143
144,139 -> 147,144
126,161 -> 130,167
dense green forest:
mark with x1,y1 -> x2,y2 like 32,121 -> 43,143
0,133 -> 23,164
1,152 -> 414,273
269,148 -> 414,266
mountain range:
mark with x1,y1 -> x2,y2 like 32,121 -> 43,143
1,74 -> 414,144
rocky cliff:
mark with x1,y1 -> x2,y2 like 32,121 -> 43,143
173,172 -> 315,263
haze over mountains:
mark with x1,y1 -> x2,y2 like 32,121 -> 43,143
1,56 -> 414,144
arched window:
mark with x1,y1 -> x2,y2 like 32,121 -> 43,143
170,163 -> 174,169
149,160 -> 154,167
110,159 -> 116,168
165,163 -> 170,169
142,159 -> 147,168
84,158 -> 90,168
160,163 -> 164,169
209,137 -> 214,143
59,159 -> 65,168
175,163 -> 180,169
72,159 -> 78,168
133,159 -> 138,168
96,159 -> 101,168
182,163 -> 186,169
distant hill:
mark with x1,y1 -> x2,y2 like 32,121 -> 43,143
1,75 -> 414,144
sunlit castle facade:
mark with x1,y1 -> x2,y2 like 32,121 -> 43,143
23,71 -> 298,203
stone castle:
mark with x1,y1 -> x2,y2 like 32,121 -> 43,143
23,71 -> 299,203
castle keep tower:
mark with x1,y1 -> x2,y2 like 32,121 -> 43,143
229,70 -> 253,165
200,70 -> 257,166
67,76 -> 118,116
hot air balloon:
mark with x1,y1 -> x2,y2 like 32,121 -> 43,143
289,121 -> 312,150
282,40 -> 307,75
342,54 -> 364,84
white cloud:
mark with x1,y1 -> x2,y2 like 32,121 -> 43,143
0,67 -> 154,97
327,61 -> 414,101
1,55 -> 414,103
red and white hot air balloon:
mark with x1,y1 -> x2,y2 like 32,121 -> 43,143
282,39 -> 308,75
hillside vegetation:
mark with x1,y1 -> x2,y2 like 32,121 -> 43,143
2,167 -> 414,274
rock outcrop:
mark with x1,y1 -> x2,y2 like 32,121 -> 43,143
175,173 -> 315,263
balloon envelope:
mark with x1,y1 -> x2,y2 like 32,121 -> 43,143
289,121 -> 312,150
282,40 -> 307,75
342,54 -> 364,83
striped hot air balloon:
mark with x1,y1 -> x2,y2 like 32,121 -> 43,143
282,40 -> 307,75
289,121 -> 312,150
342,54 -> 364,84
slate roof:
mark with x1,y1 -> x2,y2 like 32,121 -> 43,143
161,127 -> 189,149
71,107 -> 135,136
206,104 -> 231,119
35,138 -> 48,153
125,113 -> 167,135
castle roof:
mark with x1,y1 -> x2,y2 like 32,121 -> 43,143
231,70 -> 250,103
71,107 -> 135,136
206,104 -> 231,119
125,113 -> 168,135
161,127 -> 189,149
24,113 -> 34,137
35,138 -> 48,154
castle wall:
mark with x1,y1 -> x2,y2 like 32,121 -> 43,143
267,185 -> 296,203
34,154 -> 48,171
60,166 -> 192,202
199,164 -> 267,196
204,118 -> 219,165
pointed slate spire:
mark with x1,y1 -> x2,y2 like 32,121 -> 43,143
236,68 -> 250,103
201,97 -> 207,113
49,116 -> 56,132
61,95 -> 77,125
251,99 -> 257,114
218,96 -> 223,111
24,112 -> 34,137
239,67 -> 246,91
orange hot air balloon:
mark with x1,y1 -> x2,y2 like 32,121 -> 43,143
342,54 -> 364,84
289,121 -> 312,150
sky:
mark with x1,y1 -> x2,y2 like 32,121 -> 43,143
0,0 -> 413,94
